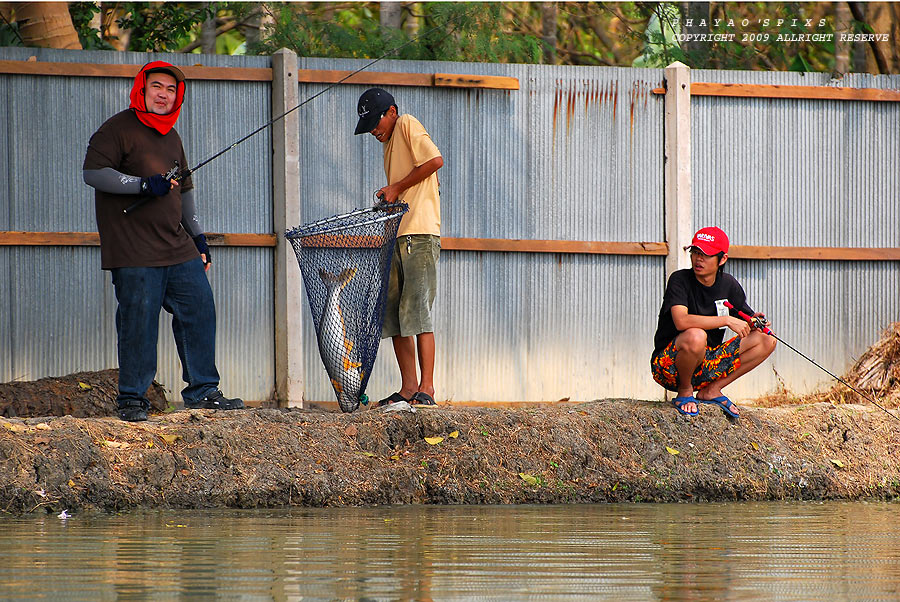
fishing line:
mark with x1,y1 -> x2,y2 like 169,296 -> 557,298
181,8 -> 466,180
725,301 -> 900,423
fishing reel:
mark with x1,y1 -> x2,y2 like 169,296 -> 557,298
124,160 -> 182,214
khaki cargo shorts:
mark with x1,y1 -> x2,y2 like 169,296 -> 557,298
382,234 -> 440,338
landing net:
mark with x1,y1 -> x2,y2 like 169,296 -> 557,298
285,203 -> 407,412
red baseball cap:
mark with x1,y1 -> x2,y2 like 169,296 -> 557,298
685,226 -> 729,255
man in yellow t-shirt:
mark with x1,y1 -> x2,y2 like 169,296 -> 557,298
355,88 -> 444,407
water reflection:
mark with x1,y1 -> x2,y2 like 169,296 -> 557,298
1,502 -> 899,600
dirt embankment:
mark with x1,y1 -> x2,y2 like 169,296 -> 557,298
1,399 -> 898,514
0,369 -> 167,418
2,324 -> 899,514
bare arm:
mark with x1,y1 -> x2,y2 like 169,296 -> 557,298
378,156 -> 443,204
671,305 -> 750,338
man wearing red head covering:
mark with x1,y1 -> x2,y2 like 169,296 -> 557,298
651,227 -> 776,420
83,61 -> 242,422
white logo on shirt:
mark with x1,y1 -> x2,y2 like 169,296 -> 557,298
715,299 -> 728,332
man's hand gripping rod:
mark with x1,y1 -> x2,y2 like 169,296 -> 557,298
123,160 -> 181,215
724,301 -> 900,423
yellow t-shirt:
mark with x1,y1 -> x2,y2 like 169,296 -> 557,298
383,114 -> 442,236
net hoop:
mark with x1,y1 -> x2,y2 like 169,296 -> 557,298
285,203 -> 408,241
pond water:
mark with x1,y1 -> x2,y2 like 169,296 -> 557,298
1,502 -> 898,600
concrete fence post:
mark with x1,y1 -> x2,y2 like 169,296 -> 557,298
272,48 -> 304,407
664,61 -> 693,279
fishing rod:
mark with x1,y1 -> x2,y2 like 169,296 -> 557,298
179,11 -> 466,182
724,301 -> 900,423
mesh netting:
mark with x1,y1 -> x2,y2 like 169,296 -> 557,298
285,203 -> 408,412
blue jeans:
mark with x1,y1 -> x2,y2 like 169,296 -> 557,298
111,257 -> 219,407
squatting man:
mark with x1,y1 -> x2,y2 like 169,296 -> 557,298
651,227 -> 777,419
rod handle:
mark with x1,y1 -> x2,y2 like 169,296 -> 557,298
724,301 -> 773,335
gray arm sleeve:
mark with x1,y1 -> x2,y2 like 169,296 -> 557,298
180,189 -> 205,237
83,167 -> 141,194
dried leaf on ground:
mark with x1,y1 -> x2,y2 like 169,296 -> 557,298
519,473 -> 538,486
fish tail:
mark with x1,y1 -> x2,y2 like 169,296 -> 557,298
318,267 -> 357,289
338,267 -> 357,286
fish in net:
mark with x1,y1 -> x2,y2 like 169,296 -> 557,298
285,203 -> 408,412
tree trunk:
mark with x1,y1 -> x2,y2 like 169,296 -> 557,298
239,8 -> 265,49
380,2 -> 403,30
404,2 -> 418,37
200,3 -> 216,54
680,2 -> 709,67
541,2 -> 557,64
834,2 -> 851,75
11,2 -> 81,49
849,2 -> 889,73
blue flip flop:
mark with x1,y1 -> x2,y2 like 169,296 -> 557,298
700,395 -> 740,419
671,396 -> 698,416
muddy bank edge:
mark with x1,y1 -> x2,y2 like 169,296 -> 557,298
1,401 -> 898,513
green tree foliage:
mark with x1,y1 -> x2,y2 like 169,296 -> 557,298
635,2 -> 842,72
253,3 -> 541,63
67,2 -> 112,50
12,2 -> 893,74
116,3 -> 214,52
68,2 -> 216,52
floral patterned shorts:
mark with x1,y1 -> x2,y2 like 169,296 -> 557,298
650,335 -> 742,392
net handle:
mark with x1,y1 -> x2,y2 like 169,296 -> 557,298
286,203 -> 408,239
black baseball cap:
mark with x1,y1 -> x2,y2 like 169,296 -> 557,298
354,88 -> 396,135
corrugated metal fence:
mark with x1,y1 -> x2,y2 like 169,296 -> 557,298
690,68 -> 900,398
0,48 -> 275,402
295,57 -> 665,403
1,47 -> 897,404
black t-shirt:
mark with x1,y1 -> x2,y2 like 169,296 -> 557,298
84,109 -> 197,269
652,269 -> 754,355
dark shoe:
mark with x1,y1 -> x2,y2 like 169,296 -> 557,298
118,401 -> 149,422
378,392 -> 409,407
185,390 -> 244,410
410,392 -> 436,406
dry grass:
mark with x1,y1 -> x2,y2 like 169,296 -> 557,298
753,323 -> 900,410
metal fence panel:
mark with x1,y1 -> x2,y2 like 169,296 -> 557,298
157,247 -> 275,402
0,48 -> 274,401
691,69 -> 900,398
295,58 -> 666,403
5,246 -> 117,381
725,259 -> 898,399
2,48 -> 897,405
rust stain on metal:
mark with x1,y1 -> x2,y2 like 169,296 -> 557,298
566,84 -> 576,135
552,83 -> 560,138
612,81 -> 618,121
584,80 -> 592,116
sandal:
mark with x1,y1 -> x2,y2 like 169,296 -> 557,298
671,396 -> 698,416
699,395 -> 740,419
410,392 -> 436,406
378,392 -> 408,407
